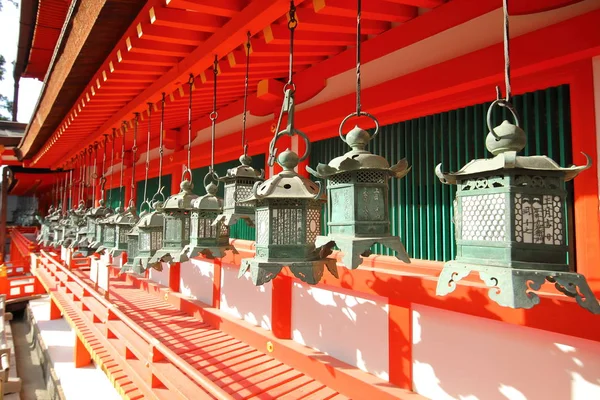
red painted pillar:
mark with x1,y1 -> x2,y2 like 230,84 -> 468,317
388,300 -> 412,390
271,275 -> 292,339
212,258 -> 222,309
169,262 -> 180,293
49,297 -> 62,320
74,334 -> 91,368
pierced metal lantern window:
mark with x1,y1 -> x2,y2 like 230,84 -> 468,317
150,179 -> 198,265
435,105 -> 600,314
85,200 -> 113,250
97,211 -> 119,253
240,149 -> 337,286
309,125 -> 411,269
213,155 -> 264,227
182,181 -> 233,261
121,224 -> 139,273
133,201 -> 165,274
108,205 -> 138,257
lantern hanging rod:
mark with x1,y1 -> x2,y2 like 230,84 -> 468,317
119,121 -> 127,209
109,128 -> 116,206
131,113 -> 139,208
142,103 -> 152,208
92,143 -> 98,207
101,134 -> 108,204
355,0 -> 361,116
287,1 -> 297,87
209,55 -> 219,177
241,32 -> 251,157
186,74 -> 195,181
157,93 -> 166,200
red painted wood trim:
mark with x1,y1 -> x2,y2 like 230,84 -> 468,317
125,272 -> 423,400
169,262 -> 181,293
212,258 -> 222,309
271,275 -> 292,339
568,61 -> 600,282
388,301 -> 412,391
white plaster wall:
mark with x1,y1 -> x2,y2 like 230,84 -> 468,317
219,264 -> 272,330
592,56 -> 600,203
179,258 -> 214,305
412,304 -> 600,400
148,262 -> 170,287
291,282 -> 390,381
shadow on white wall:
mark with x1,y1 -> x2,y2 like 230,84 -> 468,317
148,262 -> 170,287
291,282 -> 389,380
220,263 -> 272,330
179,259 -> 214,305
413,304 -> 600,400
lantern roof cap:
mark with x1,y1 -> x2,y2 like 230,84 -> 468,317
219,155 -> 264,181
246,149 -> 324,201
136,209 -> 164,228
86,200 -> 113,218
307,127 -> 410,180
435,151 -> 592,185
162,179 -> 198,210
191,183 -> 223,210
114,205 -> 138,225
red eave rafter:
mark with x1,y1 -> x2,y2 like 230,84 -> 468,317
33,0 -> 463,169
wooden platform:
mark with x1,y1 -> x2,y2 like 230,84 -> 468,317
34,253 -> 349,400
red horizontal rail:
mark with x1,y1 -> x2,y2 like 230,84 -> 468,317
40,250 -> 235,400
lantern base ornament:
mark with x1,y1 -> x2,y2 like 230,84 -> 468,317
436,261 -> 600,314
181,244 -> 237,262
239,258 -> 339,286
315,235 -> 410,269
149,249 -> 187,265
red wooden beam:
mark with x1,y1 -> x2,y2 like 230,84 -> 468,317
149,6 -> 227,32
137,23 -> 210,46
383,0 -> 446,9
165,0 -> 247,18
313,0 -> 417,22
263,24 -> 357,46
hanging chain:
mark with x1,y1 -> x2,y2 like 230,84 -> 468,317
287,1 -> 297,88
242,32 -> 251,157
143,103 -> 152,204
69,167 -> 73,209
158,94 -> 165,194
356,0 -> 362,115
92,143 -> 98,207
101,134 -> 108,204
186,74 -> 195,180
109,129 -> 116,206
119,122 -> 126,209
499,0 -> 511,103
209,56 -> 219,175
78,152 -> 84,205
488,0 -> 519,140
131,113 -> 139,208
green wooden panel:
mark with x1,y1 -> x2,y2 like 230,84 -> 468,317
105,187 -> 125,211
135,174 -> 173,212
310,85 -> 574,263
191,154 -> 265,240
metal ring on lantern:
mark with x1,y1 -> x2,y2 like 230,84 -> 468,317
268,128 -> 311,165
338,111 -> 380,143
203,170 -> 220,187
139,199 -> 151,214
486,99 -> 520,141
181,167 -> 193,183
150,186 -> 166,204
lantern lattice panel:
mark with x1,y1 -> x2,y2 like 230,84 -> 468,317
357,171 -> 386,184
256,209 -> 269,245
271,208 -> 304,245
514,193 -> 564,245
105,226 -> 115,242
127,236 -> 139,259
140,231 -> 151,251
119,228 -> 129,244
460,194 -> 506,242
306,207 -> 321,244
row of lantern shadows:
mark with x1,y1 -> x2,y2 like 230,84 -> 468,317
37,0 -> 600,314
38,95 -> 600,314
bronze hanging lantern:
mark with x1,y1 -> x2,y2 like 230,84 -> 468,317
182,62 -> 234,261
134,97 -> 167,272
435,0 -> 600,314
89,131 -> 117,250
309,0 -> 410,269
214,33 -> 264,228
111,116 -> 140,260
240,4 -> 336,286
150,86 -> 198,264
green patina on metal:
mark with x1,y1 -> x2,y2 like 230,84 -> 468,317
434,95 -> 599,314
192,154 -> 265,241
108,203 -> 138,257
310,85 -> 575,263
133,201 -> 165,273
